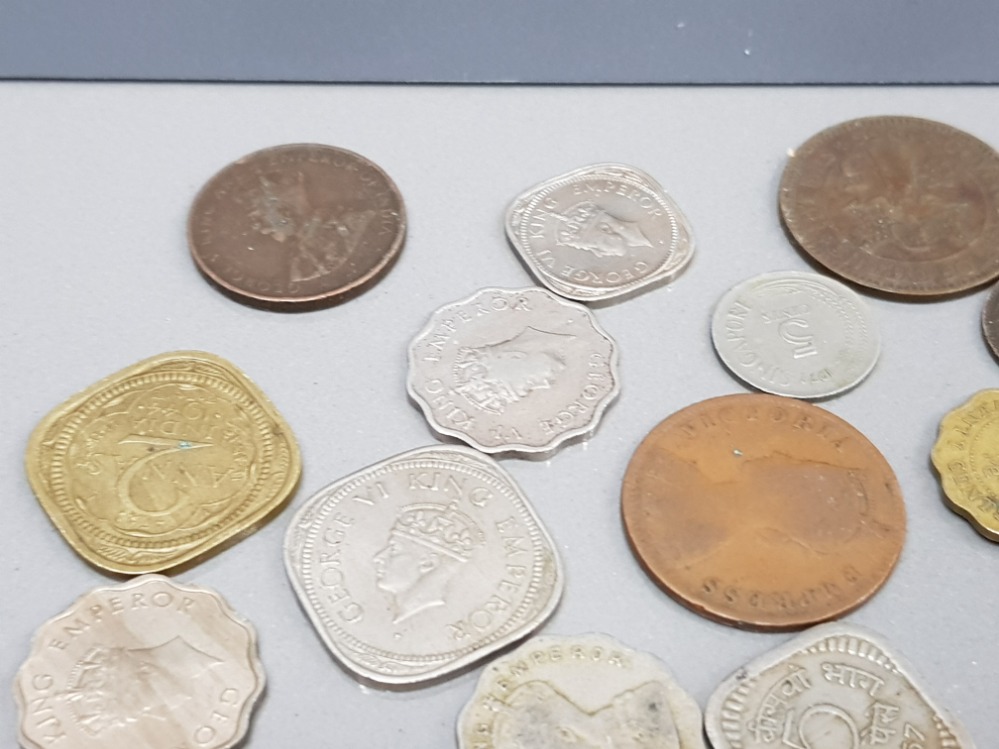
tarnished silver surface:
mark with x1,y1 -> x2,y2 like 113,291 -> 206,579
458,633 -> 705,749
284,445 -> 563,685
14,575 -> 264,749
407,287 -> 620,455
711,270 -> 880,399
506,163 -> 694,302
705,622 -> 976,749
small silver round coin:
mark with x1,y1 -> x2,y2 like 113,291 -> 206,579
711,270 -> 879,399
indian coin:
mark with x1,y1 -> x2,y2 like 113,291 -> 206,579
931,390 -> 999,541
506,163 -> 694,302
621,394 -> 906,630
780,116 -> 999,296
407,287 -> 620,455
188,143 -> 406,307
705,621 -> 976,749
980,282 -> 999,359
457,633 -> 705,749
26,351 -> 301,574
15,575 -> 265,749
284,445 -> 563,686
711,270 -> 880,399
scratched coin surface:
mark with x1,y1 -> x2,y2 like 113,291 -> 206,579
705,621 -> 976,749
621,394 -> 906,630
188,143 -> 406,307
980,282 -> 999,359
407,287 -> 620,455
15,575 -> 265,749
284,445 -> 563,685
26,351 -> 301,574
506,163 -> 694,302
458,633 -> 705,749
931,390 -> 999,541
780,116 -> 999,296
711,270 -> 880,399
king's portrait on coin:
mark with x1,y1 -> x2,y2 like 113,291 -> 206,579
549,201 -> 653,258
372,502 -> 486,623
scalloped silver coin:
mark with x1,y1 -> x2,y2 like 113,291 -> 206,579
711,270 -> 880,399
407,287 -> 620,455
705,621 -> 976,749
458,632 -> 706,749
14,575 -> 264,749
506,163 -> 695,302
284,445 -> 563,686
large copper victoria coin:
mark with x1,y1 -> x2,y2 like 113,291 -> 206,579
188,144 -> 406,307
621,394 -> 906,630
780,116 -> 999,296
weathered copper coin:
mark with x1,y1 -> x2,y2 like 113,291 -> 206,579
26,351 -> 301,574
931,390 -> 999,541
621,394 -> 906,630
780,116 -> 999,296
188,143 -> 406,307
981,282 -> 999,359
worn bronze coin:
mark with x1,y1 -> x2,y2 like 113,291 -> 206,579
188,143 -> 406,308
621,393 -> 906,630
982,282 -> 999,359
780,116 -> 999,296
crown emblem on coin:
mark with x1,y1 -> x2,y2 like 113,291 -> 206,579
392,503 -> 485,561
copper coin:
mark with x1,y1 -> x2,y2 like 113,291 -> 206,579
982,282 -> 999,359
621,393 -> 906,630
188,143 -> 406,308
780,116 -> 999,297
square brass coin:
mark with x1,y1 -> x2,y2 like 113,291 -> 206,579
25,351 -> 301,574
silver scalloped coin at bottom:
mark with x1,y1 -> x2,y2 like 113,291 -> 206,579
506,163 -> 695,302
284,445 -> 563,686
14,575 -> 265,749
711,270 -> 880,399
458,633 -> 706,749
705,621 -> 976,749
407,287 -> 620,456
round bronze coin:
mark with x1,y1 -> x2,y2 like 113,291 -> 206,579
188,143 -> 406,307
621,394 -> 906,630
780,116 -> 999,297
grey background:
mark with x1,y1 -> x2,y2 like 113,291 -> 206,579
2,83 -> 997,745
2,1 -> 999,83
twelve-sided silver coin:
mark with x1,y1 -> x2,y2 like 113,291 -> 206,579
284,445 -> 563,686
506,163 -> 694,302
458,632 -> 705,749
15,575 -> 265,749
705,621 -> 976,749
711,270 -> 880,399
408,287 -> 620,455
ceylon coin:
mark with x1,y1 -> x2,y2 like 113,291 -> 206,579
780,116 -> 999,296
26,351 -> 301,574
407,287 -> 620,455
981,282 -> 999,359
457,633 -> 705,749
15,575 -> 265,749
284,445 -> 563,686
931,390 -> 999,541
711,270 -> 880,399
506,163 -> 694,302
705,621 -> 977,749
621,394 -> 906,630
188,143 -> 406,307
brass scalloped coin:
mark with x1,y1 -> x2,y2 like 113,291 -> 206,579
931,390 -> 999,541
15,575 -> 265,749
188,143 -> 406,308
780,116 -> 999,296
25,351 -> 301,573
621,394 -> 906,630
